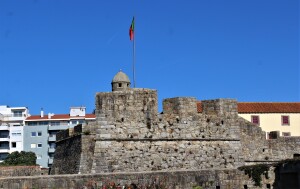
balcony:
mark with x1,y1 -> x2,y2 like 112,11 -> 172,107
48,148 -> 55,153
0,137 -> 9,142
0,113 -> 27,121
48,135 -> 56,142
48,158 -> 53,164
48,125 -> 68,131
0,125 -> 9,130
0,148 -> 10,153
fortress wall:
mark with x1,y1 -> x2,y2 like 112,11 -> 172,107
238,117 -> 271,162
201,99 -> 238,118
0,166 -> 42,177
0,169 -> 272,189
238,116 -> 300,163
51,125 -> 96,175
91,91 -> 245,173
95,93 -> 241,140
163,97 -> 198,118
92,140 -> 243,173
95,88 -> 158,126
267,137 -> 300,160
50,134 -> 82,175
51,87 -> 300,176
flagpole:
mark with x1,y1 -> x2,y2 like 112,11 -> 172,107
133,17 -> 136,88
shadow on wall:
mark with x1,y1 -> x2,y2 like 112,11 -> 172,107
273,159 -> 300,189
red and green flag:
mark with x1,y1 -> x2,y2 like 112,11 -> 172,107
129,17 -> 134,41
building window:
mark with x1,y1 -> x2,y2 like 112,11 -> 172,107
50,121 -> 60,126
37,131 -> 42,136
31,132 -> 36,137
31,144 -> 36,148
11,142 -> 16,148
37,143 -> 42,148
251,115 -> 260,125
27,122 -> 38,126
282,132 -> 291,137
13,111 -> 23,117
37,154 -> 42,159
11,132 -> 21,136
282,115 -> 290,126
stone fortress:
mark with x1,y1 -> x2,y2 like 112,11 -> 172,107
46,71 -> 300,188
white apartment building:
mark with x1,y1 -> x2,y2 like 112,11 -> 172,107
24,107 -> 96,168
0,105 -> 29,161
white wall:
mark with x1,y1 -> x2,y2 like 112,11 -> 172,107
70,107 -> 86,117
9,126 -> 24,153
239,113 -> 300,136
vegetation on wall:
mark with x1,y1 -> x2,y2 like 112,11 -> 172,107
0,151 -> 36,166
239,158 -> 300,187
238,164 -> 270,187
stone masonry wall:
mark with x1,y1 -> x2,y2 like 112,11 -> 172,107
0,169 -> 274,189
163,97 -> 198,117
0,166 -> 42,177
201,99 -> 238,118
51,124 -> 96,175
93,140 -> 242,173
51,132 -> 82,175
95,88 -> 158,127
51,87 -> 300,179
90,89 -> 245,173
238,116 -> 300,164
268,137 -> 300,160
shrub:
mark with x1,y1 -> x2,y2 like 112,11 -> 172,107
1,151 -> 36,166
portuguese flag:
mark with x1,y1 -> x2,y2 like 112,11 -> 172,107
129,17 -> 134,41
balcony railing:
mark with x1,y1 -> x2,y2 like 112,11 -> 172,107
48,125 -> 68,130
48,158 -> 53,164
0,113 -> 27,121
48,148 -> 55,153
0,148 -> 10,153
48,135 -> 56,142
0,125 -> 9,130
0,137 -> 9,142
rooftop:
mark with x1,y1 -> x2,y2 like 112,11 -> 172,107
197,102 -> 300,113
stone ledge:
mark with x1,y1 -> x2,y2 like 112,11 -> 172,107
95,138 -> 240,141
0,168 -> 239,180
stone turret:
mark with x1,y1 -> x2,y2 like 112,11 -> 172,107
111,70 -> 131,91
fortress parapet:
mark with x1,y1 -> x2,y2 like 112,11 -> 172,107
201,98 -> 238,117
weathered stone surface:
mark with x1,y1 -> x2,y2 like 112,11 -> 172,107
0,169 -> 273,189
0,166 -> 42,177
46,86 -> 300,189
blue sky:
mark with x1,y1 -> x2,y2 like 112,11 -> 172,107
0,0 -> 299,115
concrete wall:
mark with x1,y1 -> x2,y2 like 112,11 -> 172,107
9,126 -> 23,153
23,125 -> 49,168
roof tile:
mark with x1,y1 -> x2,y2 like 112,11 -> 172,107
26,114 -> 96,121
197,102 -> 300,113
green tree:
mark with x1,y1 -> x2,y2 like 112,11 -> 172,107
1,151 -> 36,166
